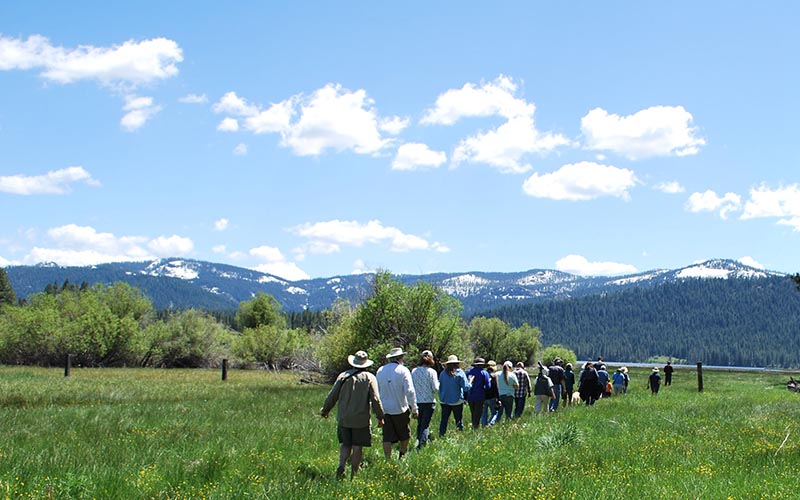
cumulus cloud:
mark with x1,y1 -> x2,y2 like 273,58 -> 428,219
453,115 -> 571,174
351,259 -> 375,275
147,235 -> 194,256
249,245 -> 310,281
741,184 -> 800,224
392,143 -> 447,171
686,190 -> 742,219
581,105 -> 706,160
555,254 -> 638,276
233,143 -> 248,156
0,166 -> 99,195
421,75 -> 534,125
422,76 -> 568,173
217,117 -> 239,132
654,181 -> 685,194
380,116 -> 410,135
22,224 -> 193,266
212,84 -> 394,156
738,256 -> 765,269
0,34 -> 182,86
120,94 -> 161,131
214,218 -> 229,231
290,219 -> 449,254
179,93 -> 208,104
522,161 -> 638,201
212,244 -> 227,253
0,255 -> 13,267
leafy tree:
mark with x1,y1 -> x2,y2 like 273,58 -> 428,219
319,272 -> 468,378
144,309 -> 233,368
540,344 -> 577,368
0,268 -> 16,305
235,292 -> 285,331
468,317 -> 541,365
233,325 -> 310,369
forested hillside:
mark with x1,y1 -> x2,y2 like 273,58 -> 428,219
478,276 -> 800,368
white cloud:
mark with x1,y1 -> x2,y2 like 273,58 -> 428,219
213,85 -> 394,156
453,115 -> 570,174
581,105 -> 706,160
654,181 -> 685,194
424,76 -> 568,173
233,143 -> 248,156
21,224 -> 195,266
0,255 -> 13,267
421,75 -> 534,125
686,190 -> 742,219
0,166 -> 99,195
281,84 -> 392,156
555,254 -> 638,276
120,94 -> 161,131
214,218 -> 229,231
217,117 -> 239,132
291,219 -> 446,253
249,245 -> 310,281
741,184 -> 800,222
147,235 -> 194,256
351,259 -> 374,275
380,116 -> 410,135
212,244 -> 227,253
179,93 -> 208,104
392,143 -> 446,171
777,217 -> 800,231
522,161 -> 638,201
0,35 -> 182,86
738,256 -> 765,269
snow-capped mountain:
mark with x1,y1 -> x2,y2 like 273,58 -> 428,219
5,258 -> 786,314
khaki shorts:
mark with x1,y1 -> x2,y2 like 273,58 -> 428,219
382,411 -> 411,443
337,425 -> 372,447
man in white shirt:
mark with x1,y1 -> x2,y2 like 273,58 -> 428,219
376,347 -> 419,459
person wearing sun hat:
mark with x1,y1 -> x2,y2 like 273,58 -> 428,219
438,355 -> 472,436
376,347 -> 418,460
465,357 -> 491,429
647,367 -> 662,396
321,350 -> 385,479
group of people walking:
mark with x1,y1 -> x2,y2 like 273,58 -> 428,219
321,349 -> 680,478
320,348 -> 572,479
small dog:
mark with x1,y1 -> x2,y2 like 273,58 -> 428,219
570,392 -> 582,404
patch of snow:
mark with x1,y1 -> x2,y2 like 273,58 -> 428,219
441,274 -> 491,297
611,270 -> 669,285
327,277 -> 342,284
517,270 -> 570,286
258,275 -> 287,285
286,286 -> 309,295
677,266 -> 732,279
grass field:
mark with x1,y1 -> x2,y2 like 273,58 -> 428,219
1,365 -> 798,499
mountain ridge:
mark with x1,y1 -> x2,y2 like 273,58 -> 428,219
4,257 -> 785,314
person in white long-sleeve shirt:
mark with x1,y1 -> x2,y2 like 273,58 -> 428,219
376,347 -> 418,459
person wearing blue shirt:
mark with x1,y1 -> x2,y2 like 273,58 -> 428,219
465,357 -> 490,429
438,355 -> 472,436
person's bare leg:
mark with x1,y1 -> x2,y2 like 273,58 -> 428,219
382,441 -> 393,459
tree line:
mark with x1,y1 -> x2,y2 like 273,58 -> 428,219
0,269 -> 543,377
479,276 -> 800,368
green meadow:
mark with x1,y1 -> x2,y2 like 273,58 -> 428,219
1,366 -> 798,499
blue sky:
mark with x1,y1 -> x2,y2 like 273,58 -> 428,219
1,2 -> 798,281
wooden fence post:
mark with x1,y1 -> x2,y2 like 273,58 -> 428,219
64,354 -> 72,377
697,361 -> 703,392
222,358 -> 228,381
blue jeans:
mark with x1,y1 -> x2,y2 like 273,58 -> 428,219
549,385 -> 562,411
439,403 -> 464,436
416,402 -> 435,448
498,395 -> 514,421
513,396 -> 527,418
482,398 -> 501,426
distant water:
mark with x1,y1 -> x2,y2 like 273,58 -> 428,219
577,361 -> 796,373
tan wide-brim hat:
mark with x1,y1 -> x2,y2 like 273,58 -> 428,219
348,350 -> 374,368
444,354 -> 462,365
386,347 -> 405,359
